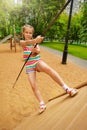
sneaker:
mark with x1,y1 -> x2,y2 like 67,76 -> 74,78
39,103 -> 46,114
66,88 -> 78,97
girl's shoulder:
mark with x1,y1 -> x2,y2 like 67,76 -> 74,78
20,40 -> 25,45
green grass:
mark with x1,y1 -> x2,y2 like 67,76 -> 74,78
42,41 -> 87,60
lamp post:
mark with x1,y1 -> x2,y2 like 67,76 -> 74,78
62,0 -> 74,64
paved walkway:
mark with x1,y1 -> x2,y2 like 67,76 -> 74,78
41,46 -> 87,69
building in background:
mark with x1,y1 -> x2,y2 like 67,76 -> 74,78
13,0 -> 84,15
66,0 -> 84,15
14,0 -> 22,5
14,0 -> 30,5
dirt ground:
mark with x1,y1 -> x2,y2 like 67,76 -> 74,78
0,43 -> 87,130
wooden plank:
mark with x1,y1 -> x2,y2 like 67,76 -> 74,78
0,34 -> 12,44
48,81 -> 87,101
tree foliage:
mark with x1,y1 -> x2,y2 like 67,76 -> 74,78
0,0 -> 87,44
80,1 -> 87,42
0,0 -> 14,38
9,0 -> 65,36
70,12 -> 82,43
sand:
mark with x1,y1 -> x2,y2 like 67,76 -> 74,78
0,43 -> 87,130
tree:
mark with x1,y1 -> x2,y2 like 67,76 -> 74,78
70,12 -> 82,43
0,0 -> 69,39
9,0 -> 65,36
80,1 -> 87,43
45,12 -> 68,41
0,0 -> 15,38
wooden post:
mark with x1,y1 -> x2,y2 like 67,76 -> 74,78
10,34 -> 16,52
10,37 -> 13,51
14,33 -> 16,52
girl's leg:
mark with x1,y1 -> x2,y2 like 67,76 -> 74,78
36,60 -> 78,96
27,71 -> 46,113
27,72 -> 43,103
37,60 -> 65,87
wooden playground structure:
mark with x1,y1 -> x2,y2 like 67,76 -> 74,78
10,33 -> 17,52
0,33 -> 21,52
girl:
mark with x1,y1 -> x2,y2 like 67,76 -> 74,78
20,25 -> 78,113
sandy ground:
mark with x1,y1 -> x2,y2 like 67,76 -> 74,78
0,43 -> 87,130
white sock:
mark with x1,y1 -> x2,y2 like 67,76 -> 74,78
62,84 -> 70,91
40,101 -> 45,105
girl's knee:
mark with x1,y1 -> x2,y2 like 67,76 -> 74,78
31,85 -> 37,92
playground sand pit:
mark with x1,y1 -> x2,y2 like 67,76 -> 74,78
0,43 -> 87,130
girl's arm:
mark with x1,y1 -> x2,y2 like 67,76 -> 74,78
20,36 -> 44,48
32,44 -> 40,54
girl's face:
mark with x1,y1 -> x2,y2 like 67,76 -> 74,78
23,27 -> 33,40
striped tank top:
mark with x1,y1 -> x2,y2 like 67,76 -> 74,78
23,45 -> 40,73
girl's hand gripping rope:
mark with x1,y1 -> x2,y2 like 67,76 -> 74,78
35,35 -> 44,44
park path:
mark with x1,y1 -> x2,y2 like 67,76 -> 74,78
14,86 -> 87,130
41,46 -> 87,69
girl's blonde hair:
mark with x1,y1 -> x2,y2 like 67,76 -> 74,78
22,24 -> 34,33
22,25 -> 34,39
